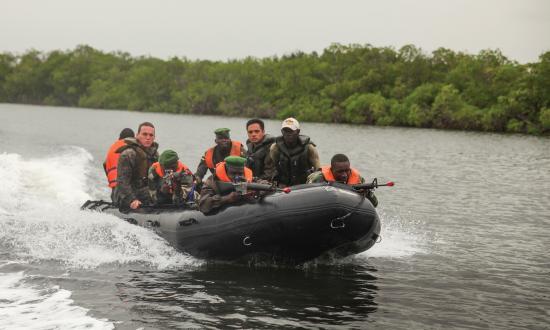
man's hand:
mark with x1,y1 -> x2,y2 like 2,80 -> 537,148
222,192 -> 241,204
130,199 -> 142,209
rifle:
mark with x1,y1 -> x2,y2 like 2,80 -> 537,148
162,169 -> 178,194
352,178 -> 394,191
218,181 -> 291,196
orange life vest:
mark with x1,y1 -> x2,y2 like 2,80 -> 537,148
321,165 -> 362,185
215,162 -> 253,183
151,161 -> 191,177
104,139 -> 127,188
204,141 -> 242,170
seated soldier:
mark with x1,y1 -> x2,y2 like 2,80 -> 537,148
307,153 -> 378,207
198,156 -> 256,214
194,128 -> 246,184
266,117 -> 320,187
148,150 -> 196,206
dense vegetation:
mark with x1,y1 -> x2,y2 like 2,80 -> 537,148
1,44 -> 549,134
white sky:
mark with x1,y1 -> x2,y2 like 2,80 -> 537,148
1,0 -> 549,63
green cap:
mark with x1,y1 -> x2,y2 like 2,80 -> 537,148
214,128 -> 231,139
159,149 -> 179,167
224,156 -> 246,168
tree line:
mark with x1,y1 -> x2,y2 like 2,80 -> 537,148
0,44 -> 549,134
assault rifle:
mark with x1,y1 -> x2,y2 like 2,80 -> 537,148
217,181 -> 291,196
352,178 -> 394,191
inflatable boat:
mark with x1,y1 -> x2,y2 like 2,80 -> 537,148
81,182 -> 382,264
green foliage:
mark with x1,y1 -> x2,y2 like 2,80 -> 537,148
1,44 -> 548,134
539,108 -> 550,131
342,93 -> 389,125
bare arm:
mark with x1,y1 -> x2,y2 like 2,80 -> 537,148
307,145 -> 321,170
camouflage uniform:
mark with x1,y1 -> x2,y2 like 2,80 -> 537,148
114,138 -> 159,209
148,165 -> 195,205
197,176 -> 229,214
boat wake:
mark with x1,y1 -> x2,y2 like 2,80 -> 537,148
0,149 -> 200,270
0,264 -> 114,330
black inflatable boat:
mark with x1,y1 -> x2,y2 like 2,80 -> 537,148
81,182 -> 382,264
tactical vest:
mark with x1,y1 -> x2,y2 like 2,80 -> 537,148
116,140 -> 158,188
275,135 -> 313,186
246,135 -> 275,178
321,166 -> 362,185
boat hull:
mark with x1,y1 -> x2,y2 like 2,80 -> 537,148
82,183 -> 381,264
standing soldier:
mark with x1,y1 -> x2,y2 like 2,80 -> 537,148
266,118 -> 320,187
115,122 -> 159,210
103,128 -> 134,202
245,118 -> 275,180
194,128 -> 246,183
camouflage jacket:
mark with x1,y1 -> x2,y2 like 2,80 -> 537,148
114,138 -> 159,208
147,165 -> 194,205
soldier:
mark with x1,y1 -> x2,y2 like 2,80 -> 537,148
194,128 -> 246,183
266,117 -> 320,187
148,149 -> 195,206
245,118 -> 275,180
198,156 -> 255,214
115,122 -> 159,210
307,153 -> 378,207
103,128 -> 134,202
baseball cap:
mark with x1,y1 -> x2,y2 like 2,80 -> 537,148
281,117 -> 300,130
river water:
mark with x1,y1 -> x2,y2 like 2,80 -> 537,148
0,103 -> 549,329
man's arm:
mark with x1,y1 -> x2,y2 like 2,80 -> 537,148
194,155 -> 208,181
147,167 -> 160,204
239,145 -> 247,158
116,149 -> 137,207
265,144 -> 279,181
307,145 -> 321,171
198,178 -> 240,213
261,148 -> 275,180
306,171 -> 325,184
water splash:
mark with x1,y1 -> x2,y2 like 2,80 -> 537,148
0,270 -> 114,330
0,150 -> 200,269
360,207 -> 431,259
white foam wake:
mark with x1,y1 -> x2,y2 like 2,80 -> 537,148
0,149 -> 200,269
359,207 -> 430,259
0,271 -> 114,330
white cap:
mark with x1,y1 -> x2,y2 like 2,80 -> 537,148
281,117 -> 300,130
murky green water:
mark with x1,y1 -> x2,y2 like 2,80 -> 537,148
1,104 -> 549,329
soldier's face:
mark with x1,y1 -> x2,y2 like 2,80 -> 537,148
137,126 -> 155,148
281,128 -> 299,146
247,123 -> 265,144
332,161 -> 351,183
227,166 -> 245,182
215,137 -> 231,149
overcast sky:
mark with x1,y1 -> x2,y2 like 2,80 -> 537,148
1,0 -> 549,63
